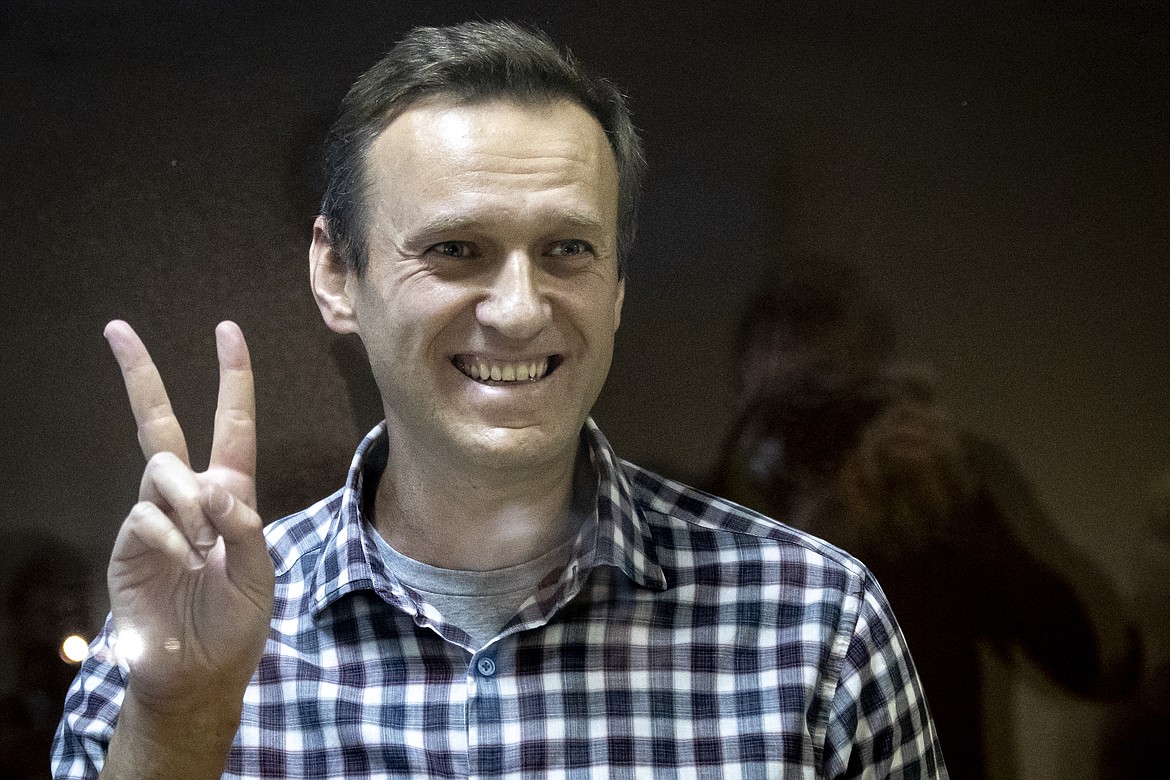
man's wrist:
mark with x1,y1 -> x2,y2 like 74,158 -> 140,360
100,686 -> 245,780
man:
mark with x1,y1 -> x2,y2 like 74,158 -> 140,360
54,22 -> 945,778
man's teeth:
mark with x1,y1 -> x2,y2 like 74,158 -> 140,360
462,358 -> 549,382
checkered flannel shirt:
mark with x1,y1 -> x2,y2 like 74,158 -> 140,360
54,419 -> 946,778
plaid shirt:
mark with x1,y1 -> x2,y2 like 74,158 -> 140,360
54,420 -> 946,778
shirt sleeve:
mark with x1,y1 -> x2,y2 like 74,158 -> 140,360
51,614 -> 124,780
823,572 -> 948,779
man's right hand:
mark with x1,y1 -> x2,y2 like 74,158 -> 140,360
100,321 -> 274,777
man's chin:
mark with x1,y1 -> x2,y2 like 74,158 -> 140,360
460,423 -> 579,470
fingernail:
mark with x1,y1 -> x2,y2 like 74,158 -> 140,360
103,322 -> 124,347
196,526 -> 218,549
204,485 -> 234,518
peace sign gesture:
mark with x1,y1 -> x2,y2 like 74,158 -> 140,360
100,321 -> 274,777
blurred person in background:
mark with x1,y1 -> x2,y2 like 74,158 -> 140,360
713,265 -> 1140,778
1101,468 -> 1170,778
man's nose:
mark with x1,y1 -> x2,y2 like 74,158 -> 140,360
475,251 -> 551,339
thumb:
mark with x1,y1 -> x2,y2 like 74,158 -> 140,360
202,483 -> 274,595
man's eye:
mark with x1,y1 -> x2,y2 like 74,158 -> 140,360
549,239 -> 592,257
430,241 -> 474,258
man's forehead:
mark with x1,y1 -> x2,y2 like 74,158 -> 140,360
370,95 -> 612,163
358,96 -> 620,243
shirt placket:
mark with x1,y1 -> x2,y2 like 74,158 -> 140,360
466,641 -> 508,780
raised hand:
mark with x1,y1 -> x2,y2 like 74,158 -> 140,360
101,321 -> 274,767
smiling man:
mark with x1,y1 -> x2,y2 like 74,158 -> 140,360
311,95 -> 625,573
53,22 -> 946,779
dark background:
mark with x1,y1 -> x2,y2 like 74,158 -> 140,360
1,1 -> 1166,777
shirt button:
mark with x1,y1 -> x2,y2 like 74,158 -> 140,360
476,657 -> 497,677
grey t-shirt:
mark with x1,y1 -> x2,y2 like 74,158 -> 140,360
372,530 -> 575,651
370,452 -> 597,651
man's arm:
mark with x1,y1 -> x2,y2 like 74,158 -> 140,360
823,572 -> 948,779
55,322 -> 274,780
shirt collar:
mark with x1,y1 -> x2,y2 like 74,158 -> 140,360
580,418 -> 667,591
308,418 -> 666,618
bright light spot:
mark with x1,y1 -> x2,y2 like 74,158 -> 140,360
114,628 -> 146,666
60,634 -> 89,664
435,110 -> 473,152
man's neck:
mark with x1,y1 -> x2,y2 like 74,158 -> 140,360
371,436 -> 582,571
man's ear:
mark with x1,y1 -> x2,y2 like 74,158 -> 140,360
310,216 -> 360,335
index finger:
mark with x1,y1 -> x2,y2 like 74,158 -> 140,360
209,321 -> 256,485
104,320 -> 191,465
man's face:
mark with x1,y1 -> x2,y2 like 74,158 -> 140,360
325,97 -> 624,473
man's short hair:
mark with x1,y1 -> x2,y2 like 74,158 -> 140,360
320,21 -> 647,277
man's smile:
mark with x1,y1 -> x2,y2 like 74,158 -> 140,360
452,354 -> 563,384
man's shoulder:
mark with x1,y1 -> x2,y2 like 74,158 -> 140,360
620,459 -> 869,586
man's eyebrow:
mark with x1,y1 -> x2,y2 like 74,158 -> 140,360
552,211 -> 607,233
410,210 -> 608,239
411,215 -> 479,238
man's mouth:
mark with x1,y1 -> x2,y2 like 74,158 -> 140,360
452,355 -> 562,384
